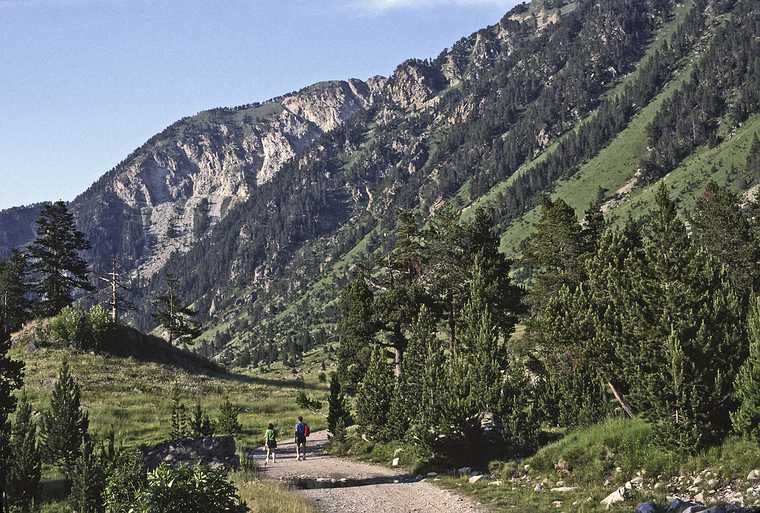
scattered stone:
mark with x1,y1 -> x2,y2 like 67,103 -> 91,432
534,483 -> 544,492
601,486 -> 630,509
694,492 -> 705,504
551,486 -> 578,493
468,475 -> 484,484
555,459 -> 571,474
488,480 -> 503,486
391,457 -> 400,467
748,470 -> 760,482
551,500 -> 562,508
426,472 -> 438,478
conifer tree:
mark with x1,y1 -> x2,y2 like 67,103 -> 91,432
169,387 -> 190,440
190,401 -> 214,438
28,201 -> 93,317
40,359 -> 89,473
692,182 -> 758,293
522,196 -> 587,310
387,305 -> 434,439
0,320 -> 24,513
336,276 -> 377,395
327,373 -> 352,438
355,348 -> 395,441
69,437 -> 106,513
732,296 -> 760,443
6,393 -> 40,513
151,273 -> 201,344
0,250 -> 31,334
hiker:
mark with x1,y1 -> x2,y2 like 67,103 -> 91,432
294,416 -> 310,461
264,422 -> 277,464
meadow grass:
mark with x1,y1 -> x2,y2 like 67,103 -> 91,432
11,342 -> 330,511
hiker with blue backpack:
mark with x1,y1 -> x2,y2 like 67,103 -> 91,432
295,416 -> 310,461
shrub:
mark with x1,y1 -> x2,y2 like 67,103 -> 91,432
132,464 -> 246,513
49,305 -> 113,351
69,438 -> 106,513
190,401 -> 214,438
215,398 -> 242,436
103,450 -> 147,513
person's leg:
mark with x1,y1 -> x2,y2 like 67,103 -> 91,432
301,441 -> 307,460
272,447 -> 276,463
295,439 -> 301,460
265,447 -> 270,464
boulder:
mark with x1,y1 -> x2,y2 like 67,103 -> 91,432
468,475 -> 484,484
748,470 -> 760,482
391,457 -> 400,467
142,436 -> 238,471
601,486 -> 630,509
635,503 -> 658,513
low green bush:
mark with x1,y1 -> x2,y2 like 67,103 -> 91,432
49,305 -> 113,351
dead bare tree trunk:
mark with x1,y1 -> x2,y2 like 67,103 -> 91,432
608,381 -> 634,418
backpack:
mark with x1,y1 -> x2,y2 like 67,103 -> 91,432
304,424 -> 310,437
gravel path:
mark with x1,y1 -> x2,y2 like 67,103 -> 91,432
251,431 -> 487,513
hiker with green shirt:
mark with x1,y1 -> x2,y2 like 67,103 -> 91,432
264,422 -> 278,465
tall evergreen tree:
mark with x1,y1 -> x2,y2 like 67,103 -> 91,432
326,373 -> 352,438
28,202 -> 93,317
40,359 -> 89,473
151,273 -> 201,344
0,320 -> 23,513
6,393 -> 41,513
68,437 -> 106,513
336,276 -> 377,395
355,348 -> 395,441
387,305 -> 435,439
732,296 -> 760,443
0,250 -> 31,334
522,197 -> 588,310
691,182 -> 758,293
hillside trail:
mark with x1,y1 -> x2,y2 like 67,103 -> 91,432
251,430 -> 487,513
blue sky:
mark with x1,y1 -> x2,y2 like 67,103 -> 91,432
0,0 -> 518,210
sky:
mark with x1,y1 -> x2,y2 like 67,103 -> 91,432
0,0 -> 519,210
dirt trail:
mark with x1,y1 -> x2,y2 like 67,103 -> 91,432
251,431 -> 486,513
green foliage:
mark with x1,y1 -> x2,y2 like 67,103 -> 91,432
40,359 -> 89,472
355,348 -> 395,441
336,277 -> 376,395
151,273 -> 201,345
295,391 -> 323,415
0,249 -> 31,333
215,398 -> 242,436
50,305 -> 113,352
7,393 -> 41,513
102,449 -> 147,513
327,373 -> 352,438
131,464 -> 246,513
169,387 -> 191,440
190,401 -> 214,438
69,437 -> 106,513
0,320 -> 24,509
732,296 -> 760,444
29,201 -> 93,317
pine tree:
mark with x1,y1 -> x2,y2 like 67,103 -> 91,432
215,398 -> 242,436
732,296 -> 760,443
355,348 -> 395,441
327,373 -> 352,438
190,401 -> 214,438
151,273 -> 201,344
169,387 -> 190,440
692,182 -> 758,293
40,359 -> 89,473
28,201 -> 93,317
620,185 -> 745,450
0,320 -> 24,513
336,276 -> 377,395
0,250 -> 31,334
6,393 -> 41,513
69,437 -> 106,513
387,305 -> 434,439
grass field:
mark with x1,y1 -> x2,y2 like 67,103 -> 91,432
10,335 -> 331,512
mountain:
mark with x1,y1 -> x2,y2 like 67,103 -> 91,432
1,0 -> 758,366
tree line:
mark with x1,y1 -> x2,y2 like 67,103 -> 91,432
332,181 -> 760,465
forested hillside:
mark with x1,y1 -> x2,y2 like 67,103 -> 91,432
1,0 -> 758,369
